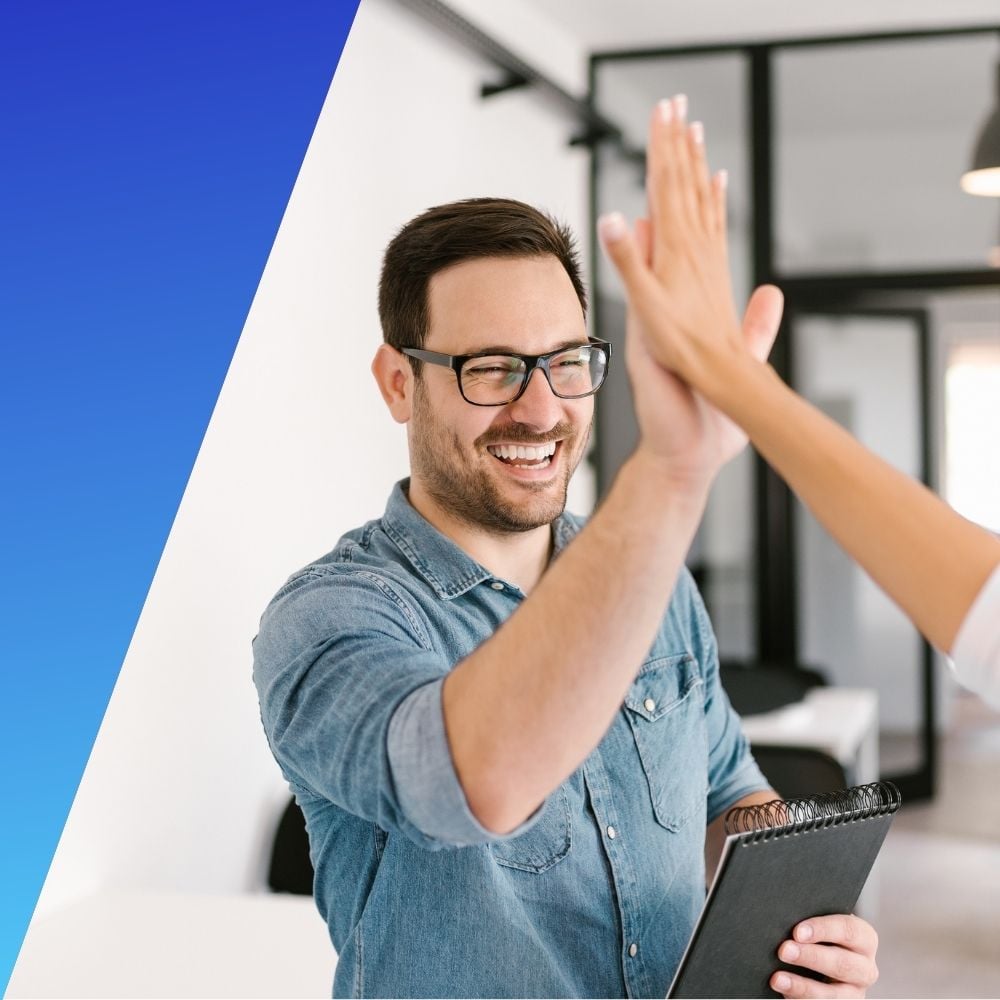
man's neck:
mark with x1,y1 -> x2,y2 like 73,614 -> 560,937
405,480 -> 554,594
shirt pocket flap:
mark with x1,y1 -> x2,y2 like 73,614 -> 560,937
624,652 -> 700,721
623,652 -> 707,832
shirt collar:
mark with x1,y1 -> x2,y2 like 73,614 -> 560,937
381,479 -> 582,601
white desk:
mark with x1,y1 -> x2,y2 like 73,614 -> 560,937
7,890 -> 336,999
740,686 -> 880,787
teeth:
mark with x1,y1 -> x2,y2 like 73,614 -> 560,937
487,441 -> 557,461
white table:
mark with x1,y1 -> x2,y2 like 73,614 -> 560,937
7,890 -> 336,999
740,686 -> 880,787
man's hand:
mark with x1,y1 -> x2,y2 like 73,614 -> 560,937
601,211 -> 781,494
771,915 -> 879,999
598,94 -> 782,492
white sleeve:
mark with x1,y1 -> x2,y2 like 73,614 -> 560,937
949,565 -> 1000,710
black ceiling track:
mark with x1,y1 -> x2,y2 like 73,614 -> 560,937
392,0 -> 644,165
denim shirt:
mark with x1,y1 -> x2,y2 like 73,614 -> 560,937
253,480 -> 768,999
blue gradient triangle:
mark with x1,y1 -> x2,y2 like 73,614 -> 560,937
0,1 -> 360,989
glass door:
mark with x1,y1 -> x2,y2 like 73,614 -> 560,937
788,306 -> 935,797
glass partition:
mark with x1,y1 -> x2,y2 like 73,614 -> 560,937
774,35 -> 1000,274
791,311 -> 928,776
591,28 -> 1000,796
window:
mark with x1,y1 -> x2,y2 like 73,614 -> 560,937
945,341 -> 1000,533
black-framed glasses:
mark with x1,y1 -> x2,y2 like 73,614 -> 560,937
401,337 -> 612,407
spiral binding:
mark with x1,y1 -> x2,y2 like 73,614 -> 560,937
724,781 -> 901,843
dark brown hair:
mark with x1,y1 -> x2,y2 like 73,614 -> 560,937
378,197 -> 586,373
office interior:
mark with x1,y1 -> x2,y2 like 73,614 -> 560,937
9,1 -> 1000,997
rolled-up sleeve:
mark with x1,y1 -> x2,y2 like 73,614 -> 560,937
253,566 -> 540,849
387,678 -> 542,846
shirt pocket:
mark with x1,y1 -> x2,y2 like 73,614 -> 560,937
489,784 -> 572,873
623,652 -> 708,832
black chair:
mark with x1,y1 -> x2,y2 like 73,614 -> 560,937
720,660 -> 828,717
267,797 -> 315,895
719,660 -> 850,799
750,745 -> 849,799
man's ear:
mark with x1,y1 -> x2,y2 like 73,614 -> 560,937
371,344 -> 414,424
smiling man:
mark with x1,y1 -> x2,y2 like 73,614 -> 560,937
253,162 -> 879,997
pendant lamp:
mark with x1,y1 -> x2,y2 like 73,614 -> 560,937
961,63 -> 1000,196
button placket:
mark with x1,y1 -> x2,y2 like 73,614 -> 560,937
582,755 -> 651,999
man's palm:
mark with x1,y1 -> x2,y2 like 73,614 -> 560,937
625,284 -> 783,482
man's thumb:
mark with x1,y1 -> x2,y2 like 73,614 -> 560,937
598,212 -> 651,297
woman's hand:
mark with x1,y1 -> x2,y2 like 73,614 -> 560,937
599,95 -> 781,400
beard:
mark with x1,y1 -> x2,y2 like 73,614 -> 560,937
410,381 -> 590,535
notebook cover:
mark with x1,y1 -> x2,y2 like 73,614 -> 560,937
668,783 -> 898,999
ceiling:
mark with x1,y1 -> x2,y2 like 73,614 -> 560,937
528,0 -> 1000,51
595,32 -> 1000,136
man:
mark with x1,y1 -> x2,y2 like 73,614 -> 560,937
253,98 -> 878,999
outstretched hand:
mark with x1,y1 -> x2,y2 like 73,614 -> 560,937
613,214 -> 761,489
599,95 -> 783,406
603,201 -> 782,490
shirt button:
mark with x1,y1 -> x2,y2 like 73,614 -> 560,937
490,581 -> 504,591
606,825 -> 616,839
629,943 -> 638,957
644,698 -> 656,712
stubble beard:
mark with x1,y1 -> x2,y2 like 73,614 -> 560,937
410,383 -> 589,535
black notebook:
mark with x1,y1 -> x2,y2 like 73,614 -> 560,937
667,781 -> 900,999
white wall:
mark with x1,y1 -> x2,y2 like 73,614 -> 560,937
24,0 -> 591,925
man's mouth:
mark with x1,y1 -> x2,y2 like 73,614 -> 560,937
485,440 -> 559,470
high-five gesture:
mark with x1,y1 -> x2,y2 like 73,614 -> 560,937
600,96 -> 782,403
600,95 -> 1000,678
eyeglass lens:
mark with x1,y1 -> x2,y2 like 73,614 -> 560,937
460,345 -> 607,404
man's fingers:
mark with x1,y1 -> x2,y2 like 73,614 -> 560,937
598,212 -> 658,303
635,217 -> 653,266
769,970 -> 860,999
770,916 -> 880,997
779,941 -> 878,990
741,284 -> 784,362
794,916 -> 879,958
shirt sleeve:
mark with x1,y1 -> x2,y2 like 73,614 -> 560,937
252,566 -> 541,850
677,570 -> 772,821
949,563 -> 1000,710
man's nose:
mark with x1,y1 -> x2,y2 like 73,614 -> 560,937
504,366 -> 563,427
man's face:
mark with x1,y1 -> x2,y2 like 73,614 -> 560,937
409,254 -> 593,535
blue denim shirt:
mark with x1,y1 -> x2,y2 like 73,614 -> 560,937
253,480 -> 768,999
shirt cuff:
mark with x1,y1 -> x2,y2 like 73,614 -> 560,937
387,677 -> 544,847
707,760 -> 773,824
949,564 -> 1000,709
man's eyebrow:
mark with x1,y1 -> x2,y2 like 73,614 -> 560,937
470,338 -> 589,355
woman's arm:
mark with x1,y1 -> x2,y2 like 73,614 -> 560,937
599,95 -> 1000,658
702,347 -> 1000,654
